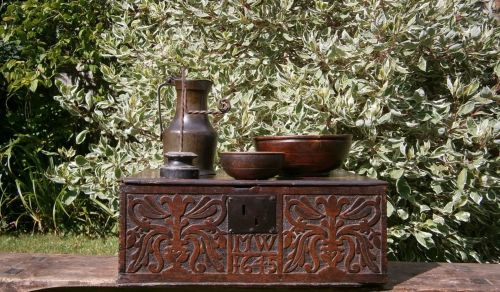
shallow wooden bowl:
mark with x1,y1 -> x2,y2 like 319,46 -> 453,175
254,134 -> 352,177
220,152 -> 284,180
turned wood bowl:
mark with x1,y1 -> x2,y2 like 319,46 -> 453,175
254,134 -> 352,177
220,152 -> 284,180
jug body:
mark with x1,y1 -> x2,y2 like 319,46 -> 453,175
162,79 -> 217,176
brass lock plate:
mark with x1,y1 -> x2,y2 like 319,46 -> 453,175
227,195 -> 277,234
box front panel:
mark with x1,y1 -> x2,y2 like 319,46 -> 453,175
120,186 -> 386,284
123,193 -> 228,276
282,194 -> 384,276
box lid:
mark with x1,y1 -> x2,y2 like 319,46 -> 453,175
122,169 -> 387,187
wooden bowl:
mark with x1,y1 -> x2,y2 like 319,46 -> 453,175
254,135 -> 352,177
220,152 -> 284,180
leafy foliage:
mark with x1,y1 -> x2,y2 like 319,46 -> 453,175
3,0 -> 500,261
0,0 -> 110,234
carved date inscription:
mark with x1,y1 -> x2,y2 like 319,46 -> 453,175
283,195 -> 382,274
230,234 -> 278,274
125,194 -> 227,274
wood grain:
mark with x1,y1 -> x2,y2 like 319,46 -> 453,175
0,254 -> 498,291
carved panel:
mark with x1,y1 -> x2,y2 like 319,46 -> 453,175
125,194 -> 227,274
283,195 -> 382,274
120,188 -> 386,284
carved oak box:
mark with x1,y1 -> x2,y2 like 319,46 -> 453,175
118,170 -> 388,286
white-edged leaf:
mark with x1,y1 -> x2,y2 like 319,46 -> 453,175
443,201 -> 454,214
454,211 -> 470,222
29,79 -> 38,92
457,169 -> 467,191
458,102 -> 475,116
390,169 -> 404,179
470,192 -> 482,204
417,56 -> 427,71
64,192 -> 78,205
414,231 -> 434,248
397,209 -> 409,220
420,204 -> 431,212
76,130 -> 88,145
387,201 -> 394,217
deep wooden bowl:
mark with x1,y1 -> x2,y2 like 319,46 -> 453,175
254,135 -> 352,177
220,152 -> 284,180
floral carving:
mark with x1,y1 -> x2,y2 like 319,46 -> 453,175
123,192 -> 384,279
283,195 -> 382,274
126,194 -> 226,274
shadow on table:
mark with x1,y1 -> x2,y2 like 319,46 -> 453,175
384,261 -> 440,290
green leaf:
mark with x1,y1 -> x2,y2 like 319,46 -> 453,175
454,211 -> 470,222
397,209 -> 409,220
446,76 -> 454,94
417,56 -> 426,71
494,63 -> 500,78
64,191 -> 78,205
458,102 -> 475,116
114,167 -> 122,179
396,178 -> 411,199
283,33 -> 293,41
449,43 -> 462,51
419,204 -> 430,212
75,155 -> 87,166
414,231 -> 434,248
85,92 -> 93,108
390,169 -> 404,179
470,192 -> 482,204
75,130 -> 88,145
391,228 -> 408,238
432,214 -> 445,225
443,201 -> 454,214
29,79 -> 38,92
431,183 -> 443,194
387,201 -> 394,217
457,169 -> 467,191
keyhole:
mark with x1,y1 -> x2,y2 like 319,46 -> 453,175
242,204 -> 246,216
254,217 -> 259,226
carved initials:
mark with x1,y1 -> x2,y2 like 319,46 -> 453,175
233,234 -> 276,252
255,235 -> 276,251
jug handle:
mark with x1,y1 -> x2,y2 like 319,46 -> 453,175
157,77 -> 175,141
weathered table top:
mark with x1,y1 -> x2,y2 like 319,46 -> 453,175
0,253 -> 498,291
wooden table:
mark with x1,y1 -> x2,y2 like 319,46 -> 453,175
0,253 -> 499,291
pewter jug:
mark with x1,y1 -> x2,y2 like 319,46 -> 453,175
158,78 -> 229,177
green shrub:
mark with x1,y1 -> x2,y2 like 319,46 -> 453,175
0,0 -> 110,234
12,0 -> 500,261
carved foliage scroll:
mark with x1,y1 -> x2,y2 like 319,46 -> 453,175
283,195 -> 382,274
126,194 -> 227,274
